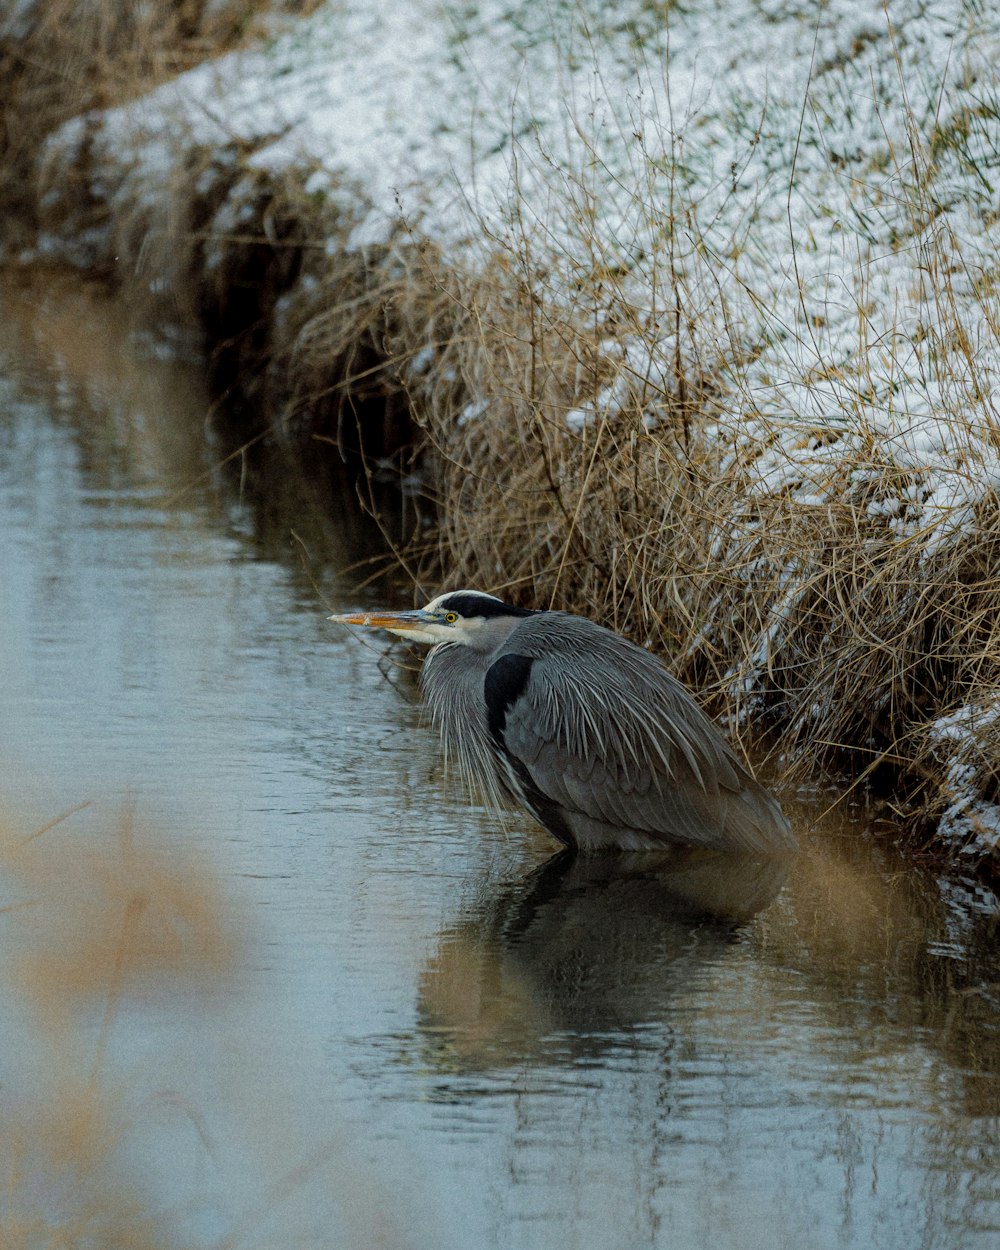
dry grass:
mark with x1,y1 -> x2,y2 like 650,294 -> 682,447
382,75 -> 1000,866
421,292 -> 1000,854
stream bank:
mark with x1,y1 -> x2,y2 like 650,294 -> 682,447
5,0 -> 1000,871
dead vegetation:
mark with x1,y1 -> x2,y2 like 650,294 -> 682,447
418,255 -> 1000,761
409,223 -> 1000,869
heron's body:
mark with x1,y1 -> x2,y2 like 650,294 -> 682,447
331,590 -> 795,854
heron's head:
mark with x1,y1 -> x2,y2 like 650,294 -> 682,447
329,589 -> 534,649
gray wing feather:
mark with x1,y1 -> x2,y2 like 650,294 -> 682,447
494,613 -> 794,853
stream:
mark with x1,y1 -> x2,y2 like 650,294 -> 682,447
1,271 -> 998,1250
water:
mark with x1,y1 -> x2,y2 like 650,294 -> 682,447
1,272 -> 998,1250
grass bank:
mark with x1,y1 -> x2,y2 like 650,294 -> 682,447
6,0 -> 1000,869
0,1 -> 323,261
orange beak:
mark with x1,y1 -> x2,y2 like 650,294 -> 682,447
328,609 -> 435,632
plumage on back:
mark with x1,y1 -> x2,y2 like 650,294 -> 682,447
423,607 -> 795,854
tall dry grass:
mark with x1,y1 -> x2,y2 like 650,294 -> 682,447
388,71 -> 1000,862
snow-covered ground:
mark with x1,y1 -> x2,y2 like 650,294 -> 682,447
31,0 -> 1000,858
38,1 -> 1000,512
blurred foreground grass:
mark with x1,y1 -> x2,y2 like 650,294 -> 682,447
0,802 -> 246,1249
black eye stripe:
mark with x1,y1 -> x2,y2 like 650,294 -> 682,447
436,592 -> 535,620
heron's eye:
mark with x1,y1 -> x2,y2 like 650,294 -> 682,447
444,612 -> 458,624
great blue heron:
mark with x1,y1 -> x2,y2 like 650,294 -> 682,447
330,589 -> 795,854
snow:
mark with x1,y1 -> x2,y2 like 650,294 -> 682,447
39,3 -> 1000,451
929,703 -> 1000,858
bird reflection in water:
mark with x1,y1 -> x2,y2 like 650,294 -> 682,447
417,846 -> 790,1071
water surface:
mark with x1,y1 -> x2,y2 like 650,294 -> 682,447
1,273 -> 998,1250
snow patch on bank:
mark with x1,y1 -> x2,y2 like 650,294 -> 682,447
928,703 -> 1000,859
40,2 -> 1000,531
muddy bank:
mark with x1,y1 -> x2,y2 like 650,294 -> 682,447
5,0 -> 1000,871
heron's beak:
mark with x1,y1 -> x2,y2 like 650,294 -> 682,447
328,608 -> 435,633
